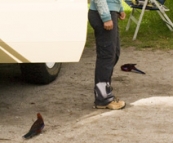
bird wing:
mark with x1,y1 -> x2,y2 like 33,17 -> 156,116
23,119 -> 44,139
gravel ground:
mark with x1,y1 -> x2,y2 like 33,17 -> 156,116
0,47 -> 173,143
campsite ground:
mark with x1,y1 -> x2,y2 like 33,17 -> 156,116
0,47 -> 173,143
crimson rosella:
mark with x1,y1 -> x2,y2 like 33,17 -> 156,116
121,64 -> 145,74
23,113 -> 44,139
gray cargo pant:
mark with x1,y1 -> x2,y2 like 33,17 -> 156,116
88,10 -> 120,106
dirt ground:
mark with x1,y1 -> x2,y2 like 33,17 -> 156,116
0,47 -> 173,143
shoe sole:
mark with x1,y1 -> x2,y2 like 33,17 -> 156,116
93,102 -> 126,110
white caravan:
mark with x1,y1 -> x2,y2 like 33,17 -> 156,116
0,0 -> 88,84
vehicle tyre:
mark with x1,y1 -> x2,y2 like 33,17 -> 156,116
20,63 -> 61,84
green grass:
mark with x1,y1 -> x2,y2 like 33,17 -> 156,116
86,0 -> 173,50
85,22 -> 95,48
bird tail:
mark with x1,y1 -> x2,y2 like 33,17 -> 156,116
133,68 -> 145,74
23,132 -> 34,139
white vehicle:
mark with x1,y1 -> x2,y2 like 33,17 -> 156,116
0,0 -> 88,84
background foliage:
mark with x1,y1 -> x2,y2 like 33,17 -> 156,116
86,0 -> 173,49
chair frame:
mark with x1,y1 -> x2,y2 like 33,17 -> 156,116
125,0 -> 173,40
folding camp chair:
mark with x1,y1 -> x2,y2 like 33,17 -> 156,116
125,0 -> 173,40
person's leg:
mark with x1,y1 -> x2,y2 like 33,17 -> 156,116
88,10 -> 125,109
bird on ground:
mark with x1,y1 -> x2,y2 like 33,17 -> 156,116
23,113 -> 44,139
121,64 -> 145,74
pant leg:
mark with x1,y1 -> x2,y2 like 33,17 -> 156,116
109,13 -> 120,83
88,10 -> 120,84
